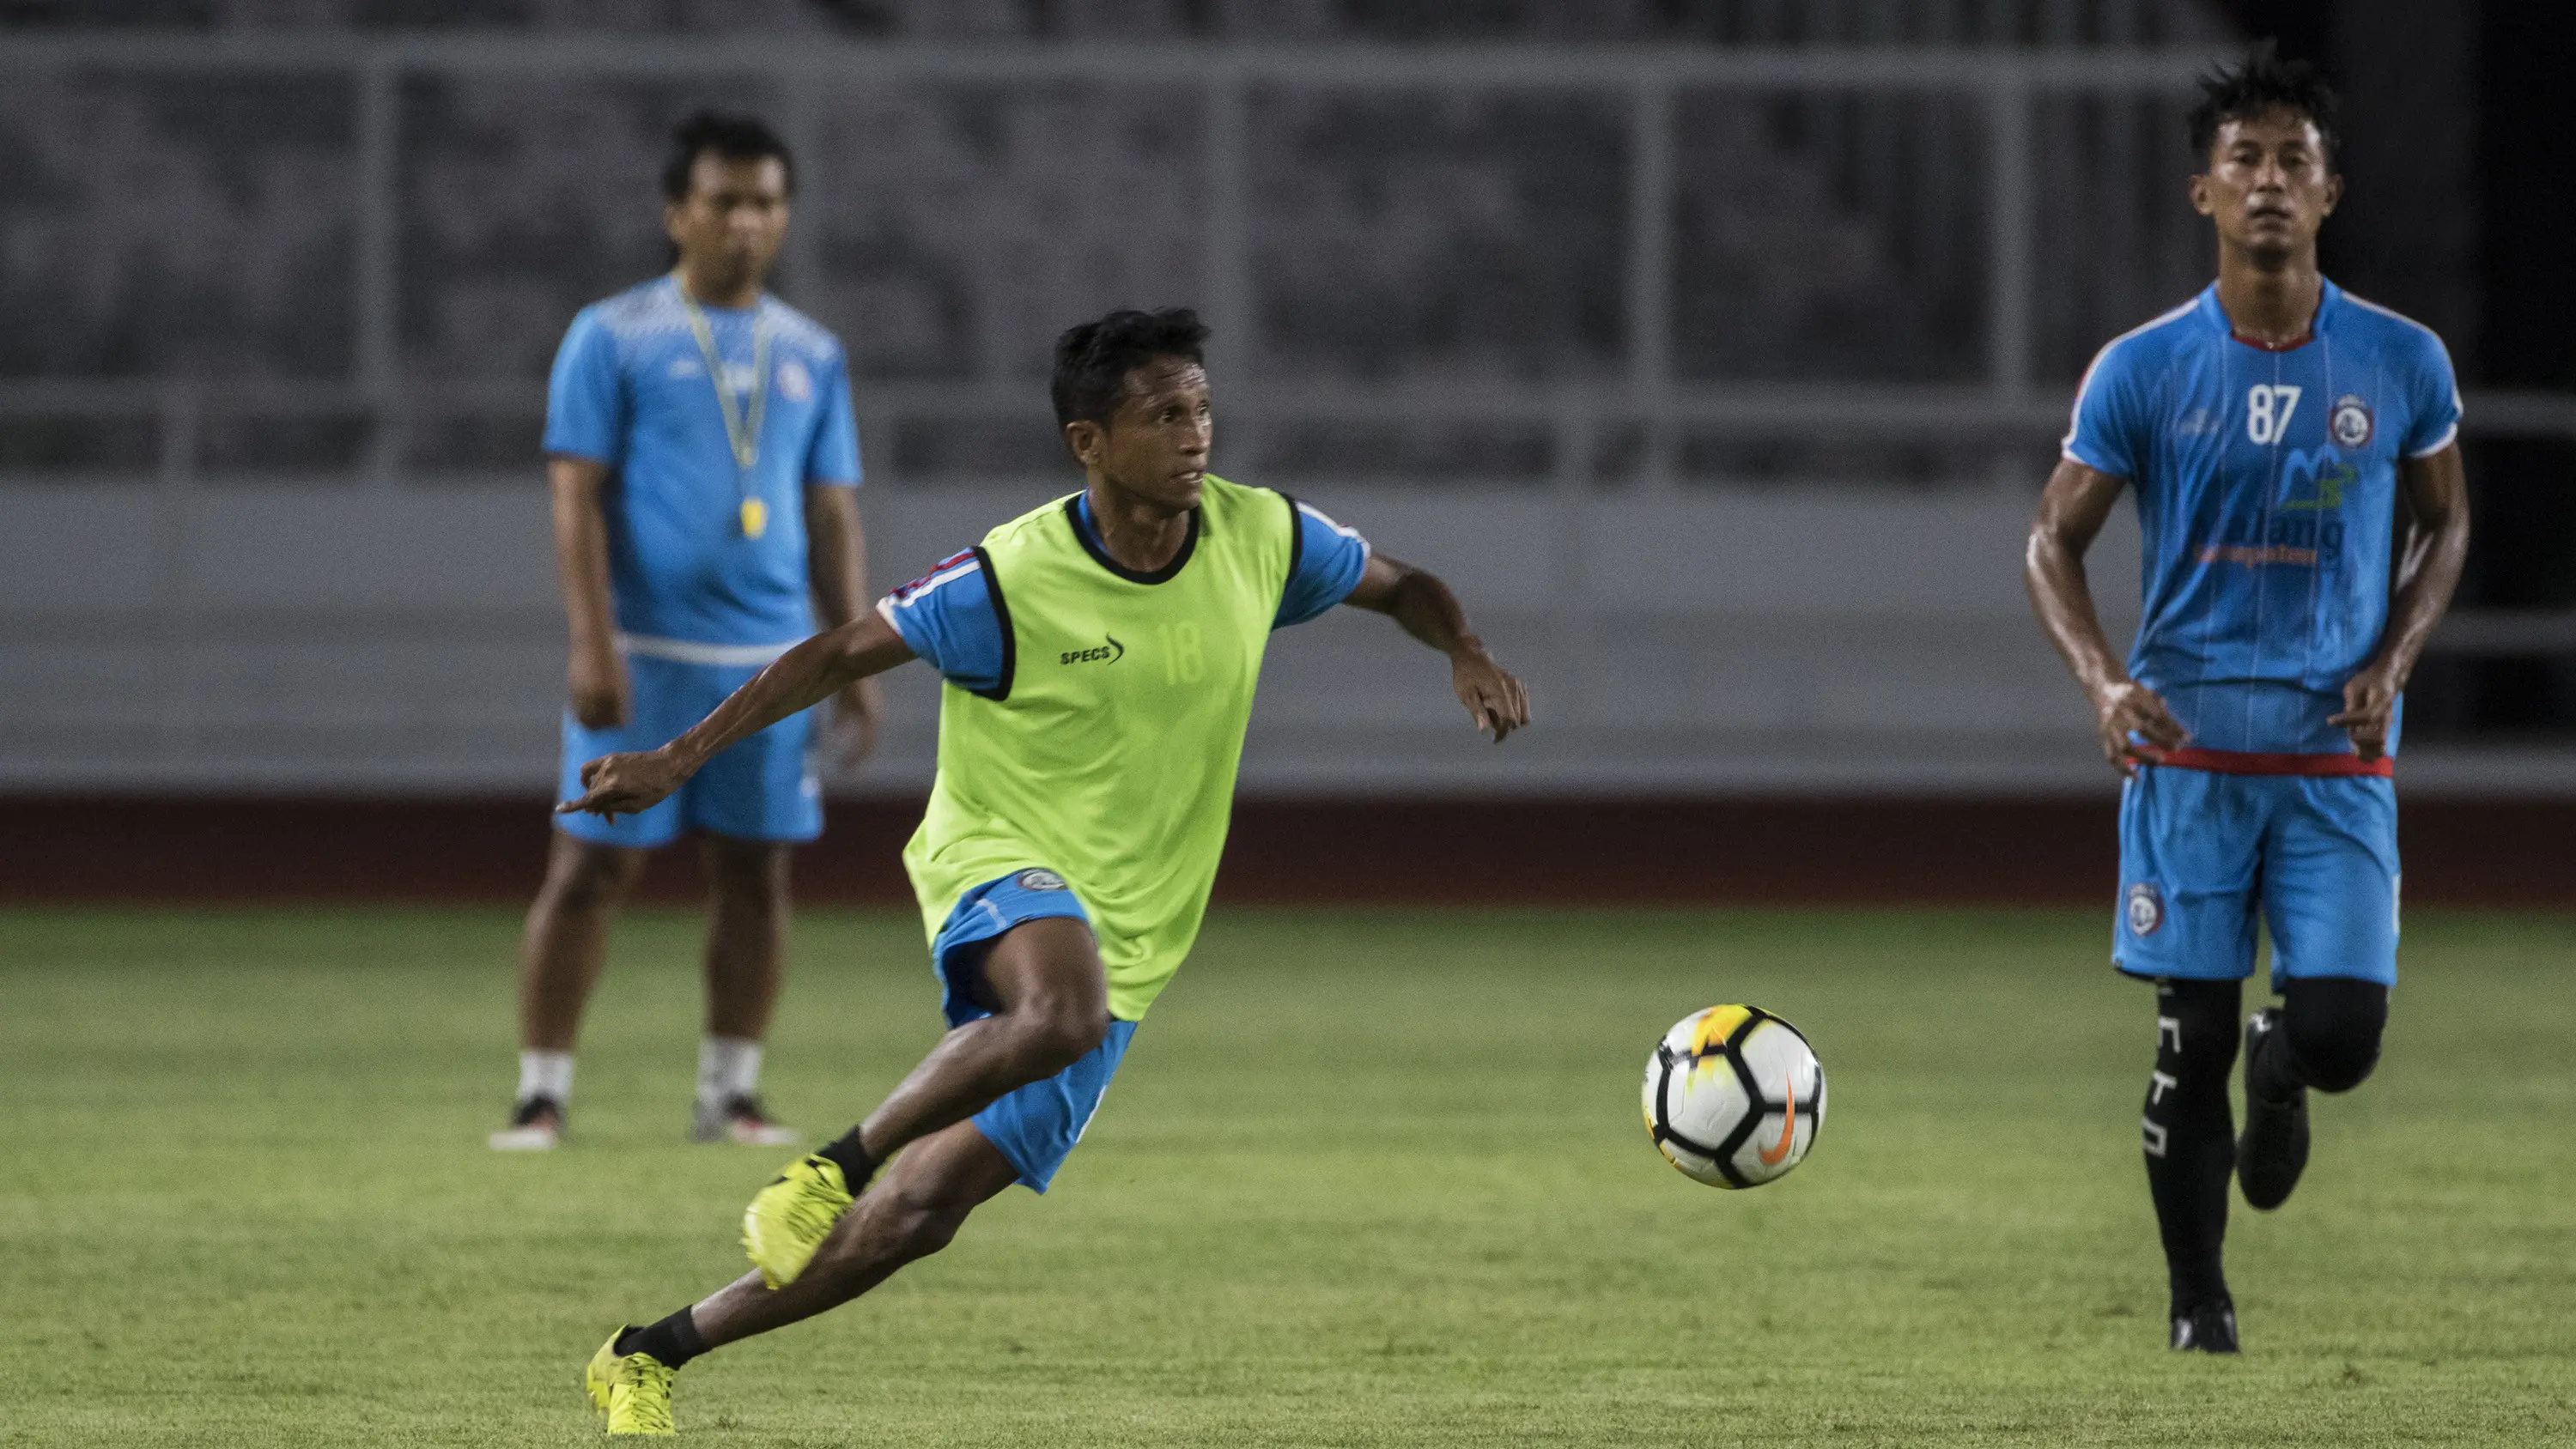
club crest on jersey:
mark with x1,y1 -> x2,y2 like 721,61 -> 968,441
2330,395 -> 2373,449
775,358 -> 813,403
1015,869 -> 1068,892
2126,882 -> 2166,937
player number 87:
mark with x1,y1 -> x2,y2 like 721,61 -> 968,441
2246,384 -> 2302,445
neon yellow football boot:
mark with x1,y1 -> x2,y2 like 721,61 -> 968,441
741,1154 -> 854,1289
584,1331 -> 677,1436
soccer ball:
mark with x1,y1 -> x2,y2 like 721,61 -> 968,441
1642,1004 -> 1826,1188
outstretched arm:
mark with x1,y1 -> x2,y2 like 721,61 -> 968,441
1343,553 -> 1529,742
559,612 -> 917,817
2026,458 -> 2186,775
2332,443 -> 2470,761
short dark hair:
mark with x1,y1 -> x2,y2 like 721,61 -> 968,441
660,110 -> 795,202
1049,308 -> 1212,432
2188,44 -> 2341,166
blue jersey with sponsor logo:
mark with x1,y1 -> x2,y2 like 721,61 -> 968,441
544,276 -> 862,647
878,494 -> 1372,691
2063,281 -> 2460,757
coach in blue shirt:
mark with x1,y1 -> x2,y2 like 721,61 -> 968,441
493,112 -> 873,1152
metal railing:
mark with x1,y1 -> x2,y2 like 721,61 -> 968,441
3,35 -> 2573,795
4,35 -> 2569,488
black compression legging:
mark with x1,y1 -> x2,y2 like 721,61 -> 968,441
2140,975 -> 2389,1310
2250,976 -> 2390,1100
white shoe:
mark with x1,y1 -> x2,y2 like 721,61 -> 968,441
489,1095 -> 565,1151
691,1094 -> 800,1146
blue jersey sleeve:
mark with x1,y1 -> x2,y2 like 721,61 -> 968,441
2400,330 -> 2464,458
1275,498 -> 1372,628
543,309 -> 624,464
879,550 -> 1005,694
805,350 -> 862,487
2062,338 -> 2148,479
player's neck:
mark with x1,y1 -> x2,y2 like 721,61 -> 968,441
2214,246 -> 2324,349
1082,481 -> 1191,574
672,259 -> 765,312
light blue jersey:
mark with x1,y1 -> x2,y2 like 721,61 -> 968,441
2063,281 -> 2460,759
545,276 -> 858,847
878,492 -> 1372,690
545,276 -> 861,648
2079,281 -> 2457,987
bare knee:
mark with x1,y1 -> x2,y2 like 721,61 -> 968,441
702,838 -> 790,914
1009,997 -> 1110,1076
806,1179 -> 976,1288
886,1179 -> 976,1261
544,840 -> 645,910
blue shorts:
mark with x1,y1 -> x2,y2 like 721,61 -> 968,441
2114,765 -> 2400,992
556,652 -> 823,850
931,869 -> 1137,1193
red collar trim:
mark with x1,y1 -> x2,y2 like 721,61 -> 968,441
2229,329 -> 2315,352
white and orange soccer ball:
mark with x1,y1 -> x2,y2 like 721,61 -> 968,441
1642,1004 -> 1826,1188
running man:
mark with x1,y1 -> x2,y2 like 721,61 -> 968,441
2026,51 -> 2470,1353
492,112 -> 876,1152
563,307 -> 1528,1432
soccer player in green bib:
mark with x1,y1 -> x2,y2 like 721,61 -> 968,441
560,307 -> 1529,1434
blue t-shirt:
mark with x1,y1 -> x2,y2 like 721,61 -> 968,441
2063,281 -> 2460,757
544,276 -> 862,647
879,494 -> 1373,692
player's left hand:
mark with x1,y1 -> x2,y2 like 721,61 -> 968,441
557,748 -> 688,820
1452,651 -> 1529,743
823,678 -> 881,773
2331,665 -> 2402,761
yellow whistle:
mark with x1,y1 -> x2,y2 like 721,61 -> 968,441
740,498 -> 768,539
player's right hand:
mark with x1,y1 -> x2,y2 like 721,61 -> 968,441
2091,679 -> 2187,777
558,748 -> 685,820
568,647 -> 631,730
1452,650 -> 1530,743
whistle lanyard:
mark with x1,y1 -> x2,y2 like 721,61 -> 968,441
677,278 -> 773,538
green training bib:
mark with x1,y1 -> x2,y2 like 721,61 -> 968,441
902,476 -> 1297,1021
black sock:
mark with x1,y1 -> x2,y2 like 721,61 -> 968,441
2142,979 -> 2239,1313
814,1128 -> 879,1192
614,1307 -> 708,1369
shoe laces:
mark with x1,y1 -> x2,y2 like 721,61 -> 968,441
619,1356 -> 676,1432
776,1161 -> 852,1236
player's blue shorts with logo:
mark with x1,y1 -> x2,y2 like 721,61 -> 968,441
2113,764 -> 2400,992
555,650 -> 823,849
930,868 -> 1138,1193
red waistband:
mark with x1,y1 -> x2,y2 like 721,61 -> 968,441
2142,747 -> 2392,778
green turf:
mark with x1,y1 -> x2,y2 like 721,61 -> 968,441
3,906 -> 2572,1446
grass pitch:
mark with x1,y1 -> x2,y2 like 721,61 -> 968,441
3,905 -> 2571,1446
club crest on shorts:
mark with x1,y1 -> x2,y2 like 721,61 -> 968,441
2126,882 -> 2166,937
1015,868 -> 1068,892
2330,394 -> 2373,449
